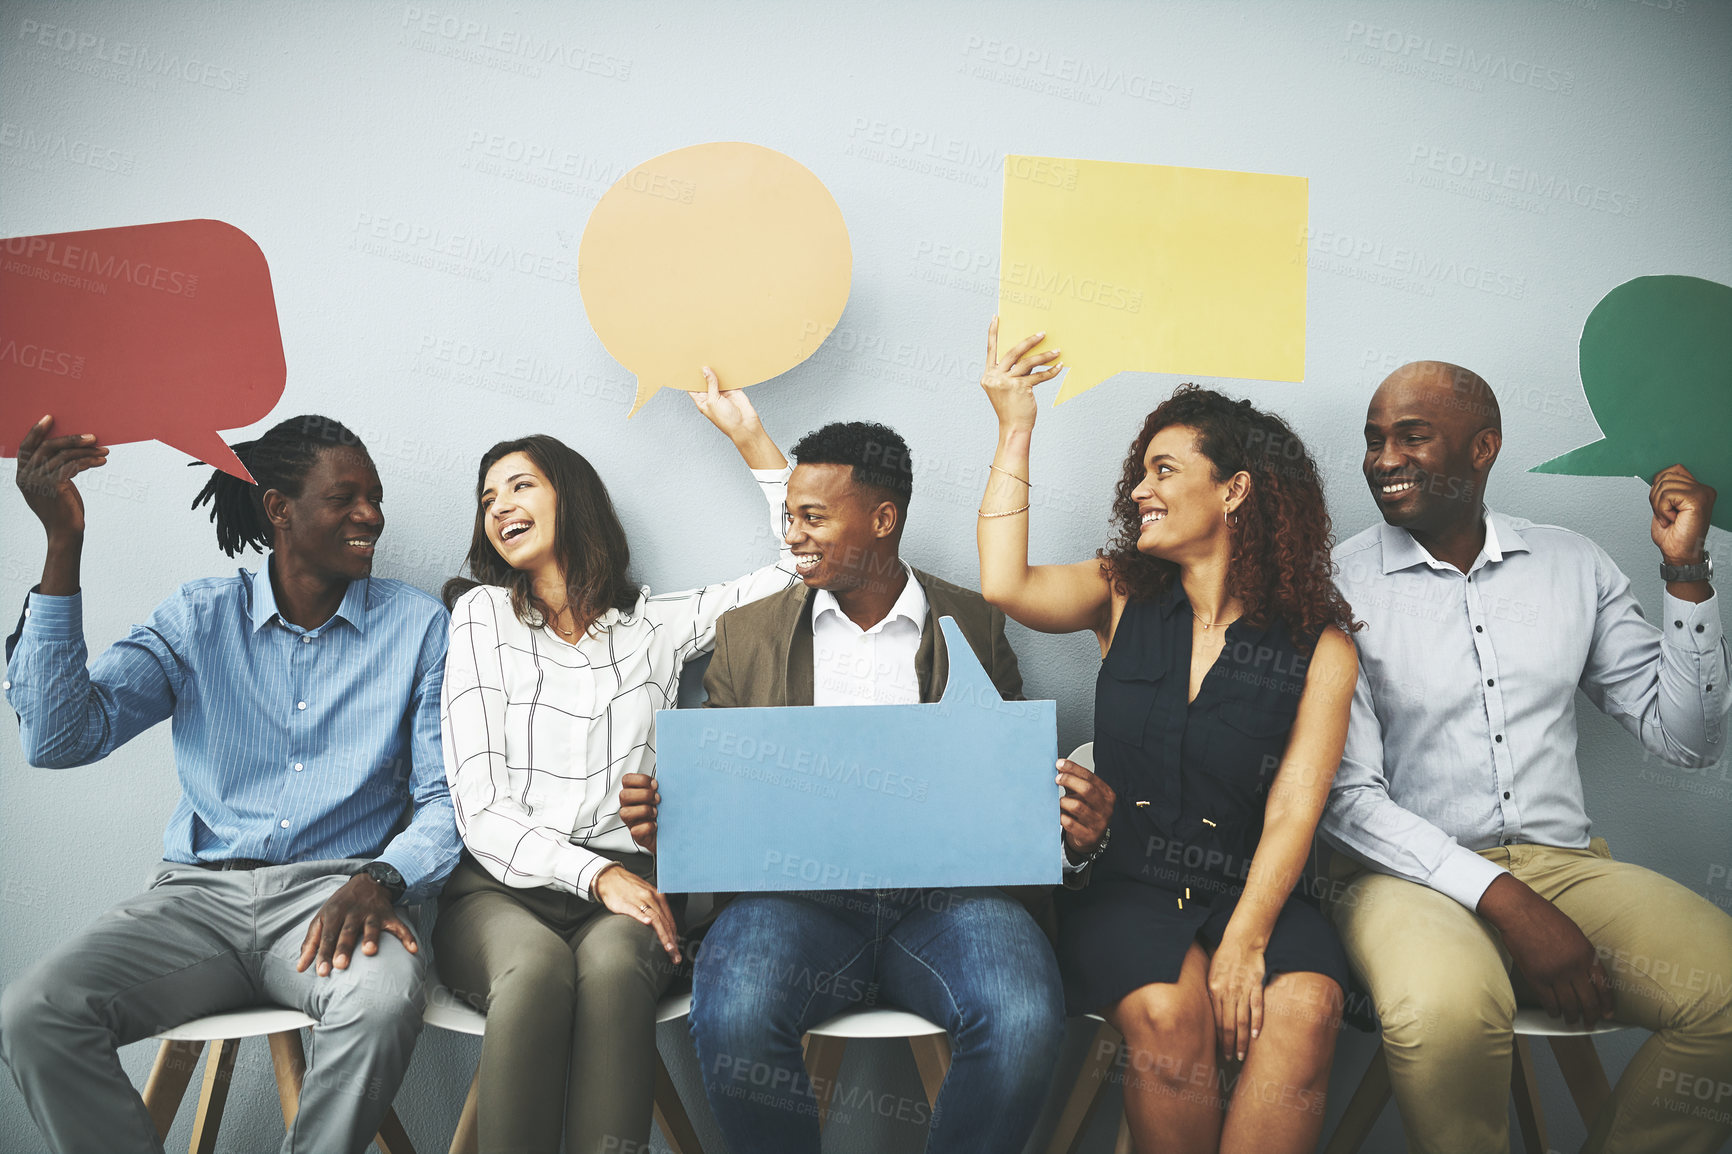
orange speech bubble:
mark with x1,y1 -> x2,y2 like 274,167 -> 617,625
0,219 -> 285,481
578,142 -> 852,416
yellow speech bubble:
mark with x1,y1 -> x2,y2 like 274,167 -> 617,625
579,142 -> 852,416
997,155 -> 1307,402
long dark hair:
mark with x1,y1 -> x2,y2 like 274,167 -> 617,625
441,435 -> 638,630
1099,385 -> 1358,650
190,415 -> 369,556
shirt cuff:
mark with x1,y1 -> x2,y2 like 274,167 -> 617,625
1660,589 -> 1723,654
1062,846 -> 1090,873
21,590 -> 82,640
752,464 -> 793,485
1431,845 -> 1509,911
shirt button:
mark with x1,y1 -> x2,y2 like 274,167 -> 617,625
1475,625 -> 1483,633
1486,679 -> 1495,686
1697,624 -> 1706,633
297,701 -> 307,710
293,763 -> 304,772
279,819 -> 290,829
1,681 -> 8,691
1503,791 -> 1511,799
1676,620 -> 1684,628
301,635 -> 312,644
1495,734 -> 1503,743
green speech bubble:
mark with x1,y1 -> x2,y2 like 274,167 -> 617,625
1531,275 -> 1732,532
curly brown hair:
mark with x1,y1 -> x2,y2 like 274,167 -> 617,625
1100,385 -> 1358,650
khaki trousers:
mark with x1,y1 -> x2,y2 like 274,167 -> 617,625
1326,839 -> 1732,1154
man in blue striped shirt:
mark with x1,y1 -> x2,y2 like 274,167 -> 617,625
0,414 -> 462,1154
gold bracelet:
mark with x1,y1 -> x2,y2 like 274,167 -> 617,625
978,504 -> 1031,518
988,463 -> 1032,487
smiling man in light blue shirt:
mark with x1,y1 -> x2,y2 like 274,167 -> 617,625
1321,362 -> 1730,1154
0,414 -> 461,1154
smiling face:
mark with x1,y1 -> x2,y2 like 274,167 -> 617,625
273,447 -> 384,582
1129,424 -> 1243,563
783,462 -> 901,594
1363,362 -> 1500,534
481,450 -> 559,574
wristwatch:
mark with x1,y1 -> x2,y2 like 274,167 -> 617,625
362,860 -> 407,903
1660,556 -> 1713,583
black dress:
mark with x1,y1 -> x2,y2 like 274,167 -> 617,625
1056,584 -> 1351,1016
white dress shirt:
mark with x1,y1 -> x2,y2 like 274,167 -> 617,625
1322,508 -> 1728,910
811,564 -> 928,707
441,467 -> 798,898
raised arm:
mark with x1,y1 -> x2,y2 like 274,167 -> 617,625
645,369 -> 799,660
5,415 -> 183,768
975,317 -> 1112,638
1209,627 -> 1355,1061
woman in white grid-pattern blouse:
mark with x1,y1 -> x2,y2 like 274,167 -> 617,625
433,372 -> 797,1154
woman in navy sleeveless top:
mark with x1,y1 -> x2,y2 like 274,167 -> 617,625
973,320 -> 1359,1154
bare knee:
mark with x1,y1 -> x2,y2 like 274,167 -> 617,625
1262,972 -> 1344,1039
1110,982 -> 1213,1084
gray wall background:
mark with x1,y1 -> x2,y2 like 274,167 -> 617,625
2,1 -> 1728,1151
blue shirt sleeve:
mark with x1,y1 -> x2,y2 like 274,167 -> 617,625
372,604 -> 463,898
4,589 -> 186,768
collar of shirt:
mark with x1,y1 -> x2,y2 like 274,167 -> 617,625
247,552 -> 370,635
812,563 -> 928,637
1376,506 -> 1533,577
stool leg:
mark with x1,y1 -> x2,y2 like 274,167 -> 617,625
1509,1036 -> 1549,1154
142,1039 -> 205,1141
1548,1034 -> 1612,1128
908,1034 -> 952,1109
189,1038 -> 242,1154
449,1062 -> 480,1154
653,1051 -> 706,1154
373,1107 -> 417,1154
1046,1020 -> 1119,1154
267,1029 -> 307,1128
802,1035 -> 847,1130
1323,1043 -> 1391,1154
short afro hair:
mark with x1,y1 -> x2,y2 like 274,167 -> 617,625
790,421 -> 913,515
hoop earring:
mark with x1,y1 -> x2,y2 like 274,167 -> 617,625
1224,507 -> 1238,529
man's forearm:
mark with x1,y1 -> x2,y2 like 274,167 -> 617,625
39,533 -> 82,597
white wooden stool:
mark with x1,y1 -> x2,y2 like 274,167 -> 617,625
142,1006 -> 414,1154
800,1006 -> 953,1130
1324,1008 -> 1629,1154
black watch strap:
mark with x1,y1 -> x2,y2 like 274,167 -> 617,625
362,861 -> 406,902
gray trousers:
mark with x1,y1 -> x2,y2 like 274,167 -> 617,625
0,859 -> 428,1154
432,853 -> 678,1154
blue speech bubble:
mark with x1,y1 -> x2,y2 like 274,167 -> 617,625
654,617 -> 1061,893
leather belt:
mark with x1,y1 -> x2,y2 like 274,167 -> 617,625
194,858 -> 275,871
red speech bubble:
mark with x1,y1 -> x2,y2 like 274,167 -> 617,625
0,219 -> 285,481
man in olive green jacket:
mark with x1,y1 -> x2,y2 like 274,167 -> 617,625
619,421 -> 1114,1153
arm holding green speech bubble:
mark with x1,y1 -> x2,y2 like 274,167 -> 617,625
1533,275 -> 1730,554
1648,464 -> 1716,603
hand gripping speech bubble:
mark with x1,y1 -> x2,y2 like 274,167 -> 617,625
1531,275 -> 1732,532
578,142 -> 852,416
997,155 -> 1308,404
0,219 -> 285,482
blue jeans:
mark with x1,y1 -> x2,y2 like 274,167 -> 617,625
690,887 -> 1065,1154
